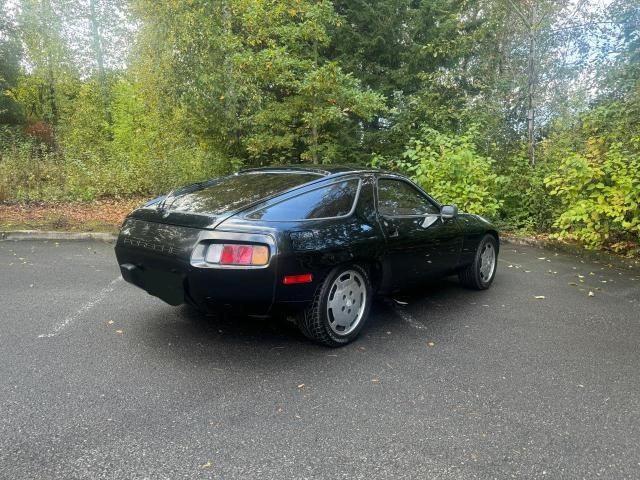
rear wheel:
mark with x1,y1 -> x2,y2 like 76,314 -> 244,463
459,234 -> 498,290
297,265 -> 372,347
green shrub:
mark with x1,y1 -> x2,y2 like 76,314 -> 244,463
545,142 -> 640,248
495,153 -> 557,232
397,126 -> 502,217
0,129 -> 66,202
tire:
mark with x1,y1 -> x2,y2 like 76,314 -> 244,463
458,234 -> 498,290
297,264 -> 372,347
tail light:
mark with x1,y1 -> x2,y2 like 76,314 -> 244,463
205,244 -> 270,266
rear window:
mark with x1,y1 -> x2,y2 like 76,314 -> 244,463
246,179 -> 360,221
168,172 -> 321,216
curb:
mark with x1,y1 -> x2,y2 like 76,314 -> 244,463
500,235 -> 545,248
0,230 -> 117,242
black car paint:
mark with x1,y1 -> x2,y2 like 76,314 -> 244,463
114,167 -> 498,315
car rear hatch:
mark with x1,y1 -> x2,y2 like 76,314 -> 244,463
127,171 -> 324,229
115,170 -> 323,308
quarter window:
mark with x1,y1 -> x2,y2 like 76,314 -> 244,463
247,179 -> 360,221
377,178 -> 439,216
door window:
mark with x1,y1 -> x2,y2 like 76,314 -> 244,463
246,179 -> 360,221
377,178 -> 439,216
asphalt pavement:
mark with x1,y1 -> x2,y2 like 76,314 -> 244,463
1,239 -> 639,479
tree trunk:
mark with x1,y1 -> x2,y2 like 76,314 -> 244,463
221,1 -> 240,158
89,0 -> 111,124
526,3 -> 536,166
41,0 -> 58,126
311,124 -> 319,164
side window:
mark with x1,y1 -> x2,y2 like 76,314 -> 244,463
377,178 -> 439,216
247,179 -> 360,221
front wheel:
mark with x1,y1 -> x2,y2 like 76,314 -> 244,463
297,265 -> 372,347
459,234 -> 498,290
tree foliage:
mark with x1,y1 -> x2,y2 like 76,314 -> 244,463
375,127 -> 501,216
0,0 -> 638,250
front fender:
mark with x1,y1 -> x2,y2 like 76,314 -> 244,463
457,214 -> 499,267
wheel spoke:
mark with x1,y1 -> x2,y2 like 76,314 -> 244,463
327,295 -> 340,313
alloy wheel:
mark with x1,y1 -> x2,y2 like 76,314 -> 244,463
326,270 -> 367,336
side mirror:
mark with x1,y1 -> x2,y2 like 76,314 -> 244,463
440,204 -> 458,220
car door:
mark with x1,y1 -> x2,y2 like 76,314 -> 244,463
376,176 -> 462,290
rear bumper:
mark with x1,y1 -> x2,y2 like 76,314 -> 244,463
114,218 -> 339,315
115,219 -> 283,314
115,246 -> 280,315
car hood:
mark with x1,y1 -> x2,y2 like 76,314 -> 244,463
127,171 -> 322,229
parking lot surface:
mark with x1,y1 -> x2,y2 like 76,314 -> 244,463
1,239 -> 639,479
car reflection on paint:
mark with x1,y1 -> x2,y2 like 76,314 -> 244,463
115,166 -> 499,346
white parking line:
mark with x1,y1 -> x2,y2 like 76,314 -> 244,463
384,299 -> 427,330
393,306 -> 427,330
38,276 -> 123,338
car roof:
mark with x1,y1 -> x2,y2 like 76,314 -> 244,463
239,165 -> 388,177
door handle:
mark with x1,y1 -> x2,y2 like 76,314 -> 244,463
421,214 -> 439,229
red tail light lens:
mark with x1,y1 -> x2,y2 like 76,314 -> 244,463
205,244 -> 270,266
220,245 -> 252,265
283,273 -> 313,285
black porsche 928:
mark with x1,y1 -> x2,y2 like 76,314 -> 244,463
115,166 -> 499,346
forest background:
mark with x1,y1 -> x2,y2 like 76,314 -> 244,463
0,0 -> 638,251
